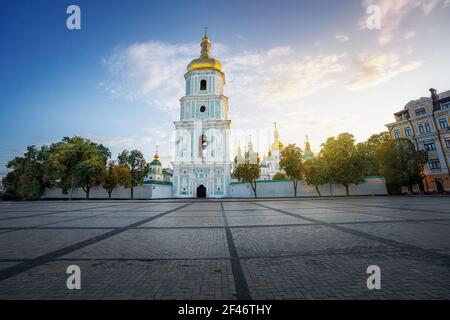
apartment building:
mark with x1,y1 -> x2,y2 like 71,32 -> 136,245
386,89 -> 450,192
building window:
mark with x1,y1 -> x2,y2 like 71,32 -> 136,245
415,108 -> 426,116
404,127 -> 412,137
418,124 -> 424,134
424,123 -> 431,132
428,160 -> 441,170
445,139 -> 450,148
200,105 -> 206,113
200,80 -> 207,91
424,142 -> 436,152
439,118 -> 448,129
394,130 -> 401,138
441,102 -> 450,109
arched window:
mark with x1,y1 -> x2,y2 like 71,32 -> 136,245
200,79 -> 207,91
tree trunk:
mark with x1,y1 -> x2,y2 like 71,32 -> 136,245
108,191 -> 112,199
251,181 -> 257,198
85,187 -> 90,199
131,187 -> 134,199
315,185 -> 322,197
293,180 -> 298,198
344,184 -> 350,196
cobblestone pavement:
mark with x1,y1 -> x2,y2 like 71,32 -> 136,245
0,197 -> 450,300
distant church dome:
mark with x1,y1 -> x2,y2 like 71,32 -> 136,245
187,34 -> 222,73
271,123 -> 284,152
150,148 -> 161,166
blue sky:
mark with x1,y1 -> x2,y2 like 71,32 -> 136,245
1,0 -> 450,177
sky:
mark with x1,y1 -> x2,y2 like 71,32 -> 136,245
1,0 -> 450,177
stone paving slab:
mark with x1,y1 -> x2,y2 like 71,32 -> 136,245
0,197 -> 449,299
241,253 -> 450,299
49,217 -> 148,228
227,215 -> 310,227
0,229 -> 113,259
231,225 -> 391,258
344,221 -> 450,251
0,259 -> 236,300
64,229 -> 229,259
142,216 -> 225,228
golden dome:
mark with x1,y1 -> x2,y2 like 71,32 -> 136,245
187,35 -> 222,73
271,123 -> 284,151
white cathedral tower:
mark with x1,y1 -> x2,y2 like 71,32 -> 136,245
172,32 -> 232,198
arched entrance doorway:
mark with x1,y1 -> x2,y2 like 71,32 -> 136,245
197,185 -> 206,198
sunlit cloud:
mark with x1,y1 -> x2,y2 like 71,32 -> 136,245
102,41 -> 348,110
360,0 -> 442,45
403,31 -> 416,40
348,53 -> 423,89
335,34 -> 350,43
101,40 -> 425,158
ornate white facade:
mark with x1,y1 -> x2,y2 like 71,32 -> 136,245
172,34 -> 232,198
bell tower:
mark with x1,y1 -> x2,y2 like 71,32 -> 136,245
172,32 -> 232,198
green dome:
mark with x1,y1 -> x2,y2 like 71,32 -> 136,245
150,159 -> 161,166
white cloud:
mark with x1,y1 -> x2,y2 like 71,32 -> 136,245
403,31 -> 416,40
361,0 -> 441,45
335,34 -> 350,43
102,41 -> 347,110
348,53 -> 423,89
100,40 -> 424,159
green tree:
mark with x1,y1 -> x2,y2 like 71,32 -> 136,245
304,157 -> 330,197
320,133 -> 365,196
2,145 -> 51,200
279,144 -> 304,197
117,150 -> 149,199
357,131 -> 391,176
375,138 -> 427,193
272,172 -> 287,180
102,162 -> 119,199
47,137 -> 110,199
233,161 -> 260,198
101,162 -> 132,199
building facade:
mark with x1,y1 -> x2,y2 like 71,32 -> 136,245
386,88 -> 450,192
147,147 -> 163,181
172,33 -> 232,198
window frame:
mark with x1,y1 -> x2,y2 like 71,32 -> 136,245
439,118 -> 448,129
200,79 -> 207,91
404,127 -> 412,137
424,142 -> 436,152
428,160 -> 441,170
415,108 -> 426,116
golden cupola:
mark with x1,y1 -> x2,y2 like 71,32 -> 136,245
187,33 -> 222,73
271,122 -> 284,151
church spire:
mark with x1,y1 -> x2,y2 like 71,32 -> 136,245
271,122 -> 284,151
304,136 -> 314,161
154,145 -> 159,160
200,28 -> 211,59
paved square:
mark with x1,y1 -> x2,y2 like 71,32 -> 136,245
0,197 -> 450,299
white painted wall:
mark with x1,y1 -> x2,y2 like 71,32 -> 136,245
42,183 -> 173,199
230,177 -> 388,198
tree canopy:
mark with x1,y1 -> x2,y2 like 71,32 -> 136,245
304,157 -> 330,196
117,150 -> 149,199
47,137 -> 110,199
320,133 -> 365,195
233,161 -> 260,198
279,144 -> 304,197
375,138 -> 427,193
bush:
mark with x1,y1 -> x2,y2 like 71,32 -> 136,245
272,172 -> 287,180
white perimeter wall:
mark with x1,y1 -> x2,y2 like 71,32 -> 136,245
230,177 -> 387,198
42,184 -> 173,200
42,178 -> 387,199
